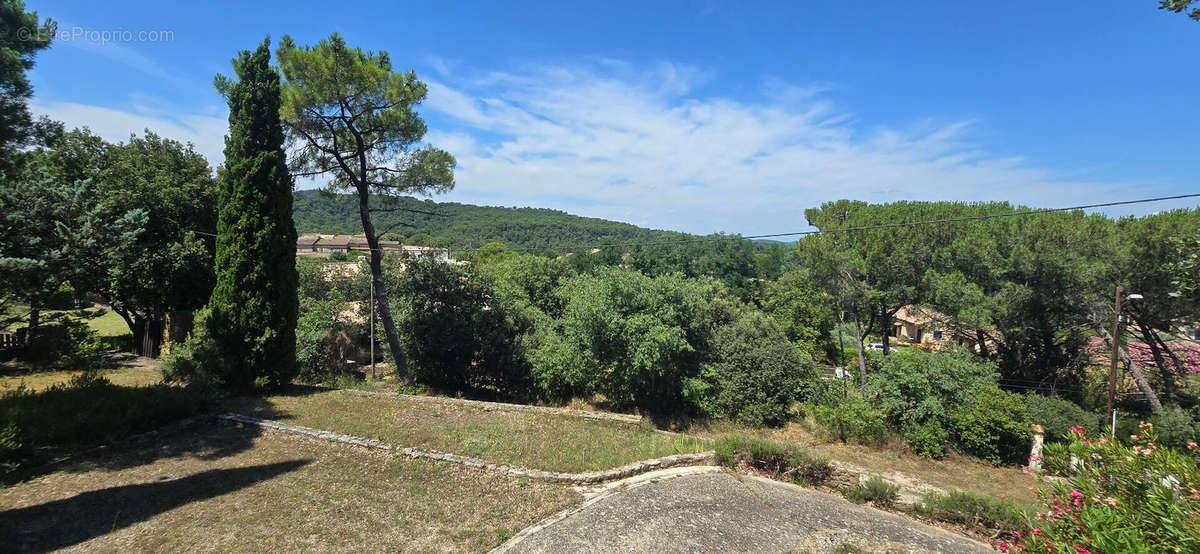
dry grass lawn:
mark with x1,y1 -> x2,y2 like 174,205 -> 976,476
0,423 -> 581,553
223,388 -> 708,473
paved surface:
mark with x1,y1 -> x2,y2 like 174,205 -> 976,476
507,471 -> 992,554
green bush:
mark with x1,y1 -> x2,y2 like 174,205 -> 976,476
0,421 -> 20,475
23,320 -> 108,370
809,393 -> 887,445
530,268 -> 739,412
844,475 -> 900,508
713,433 -> 832,485
393,258 -> 529,397
949,386 -> 1031,465
1146,408 -> 1200,452
865,348 -> 998,427
1024,393 -> 1101,442
688,310 -> 814,427
160,308 -> 226,387
904,421 -> 949,459
912,490 -> 1031,537
294,299 -> 355,383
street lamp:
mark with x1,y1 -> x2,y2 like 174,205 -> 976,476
1106,287 -> 1143,435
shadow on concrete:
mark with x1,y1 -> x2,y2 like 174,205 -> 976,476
1,459 -> 310,553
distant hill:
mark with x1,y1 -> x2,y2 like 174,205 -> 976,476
292,189 -> 688,252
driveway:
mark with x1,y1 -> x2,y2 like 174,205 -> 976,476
503,468 -> 992,554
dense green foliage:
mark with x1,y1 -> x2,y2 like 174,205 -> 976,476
0,0 -> 58,167
392,258 -> 527,397
808,389 -> 888,445
93,132 -> 218,354
950,386 -> 1031,465
202,40 -> 298,390
1024,393 -> 1102,443
688,310 -> 814,426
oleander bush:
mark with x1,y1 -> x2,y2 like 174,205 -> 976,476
1001,424 -> 1200,554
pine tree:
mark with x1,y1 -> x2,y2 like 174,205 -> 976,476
207,39 -> 298,390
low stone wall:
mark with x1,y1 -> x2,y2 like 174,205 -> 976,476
216,413 -> 714,485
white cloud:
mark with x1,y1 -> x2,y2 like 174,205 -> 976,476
422,63 -> 1154,234
32,99 -> 227,167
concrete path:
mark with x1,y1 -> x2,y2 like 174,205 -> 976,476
505,470 -> 992,554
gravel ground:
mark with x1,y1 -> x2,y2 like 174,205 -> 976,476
507,471 -> 992,554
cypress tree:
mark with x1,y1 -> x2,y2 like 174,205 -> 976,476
207,39 -> 297,390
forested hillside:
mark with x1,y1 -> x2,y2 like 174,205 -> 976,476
292,189 -> 686,251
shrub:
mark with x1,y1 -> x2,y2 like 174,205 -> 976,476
1041,442 -> 1071,476
23,320 -> 108,370
1024,393 -> 1101,443
295,302 -> 355,383
949,386 -> 1031,465
160,308 -> 226,387
393,258 -> 529,397
1146,408 -> 1200,453
713,433 -> 832,485
531,268 -> 738,412
809,392 -> 887,445
912,490 -> 1031,537
1006,424 -> 1200,554
844,475 -> 900,508
905,420 -> 949,459
0,421 -> 20,476
688,310 -> 815,427
865,348 -> 999,427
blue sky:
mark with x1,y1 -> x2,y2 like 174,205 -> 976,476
27,1 -> 1200,234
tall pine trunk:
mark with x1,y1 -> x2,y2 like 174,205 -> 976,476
357,185 -> 408,383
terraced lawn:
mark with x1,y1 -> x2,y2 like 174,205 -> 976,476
222,389 -> 709,472
0,424 -> 579,553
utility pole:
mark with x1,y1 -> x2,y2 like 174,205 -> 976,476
1106,285 -> 1123,430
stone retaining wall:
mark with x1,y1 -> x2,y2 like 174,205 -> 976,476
216,413 -> 714,485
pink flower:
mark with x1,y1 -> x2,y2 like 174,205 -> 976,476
1188,442 -> 1198,450
1075,547 -> 1091,554
1070,426 -> 1085,436
1032,528 -> 1042,536
1069,490 -> 1083,498
1104,496 -> 1118,507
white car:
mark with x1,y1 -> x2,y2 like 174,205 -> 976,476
865,343 -> 885,352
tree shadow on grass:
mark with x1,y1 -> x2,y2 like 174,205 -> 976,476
5,389 -> 294,484
0,459 -> 310,553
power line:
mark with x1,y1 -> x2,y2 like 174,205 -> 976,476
449,192 -> 1200,254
